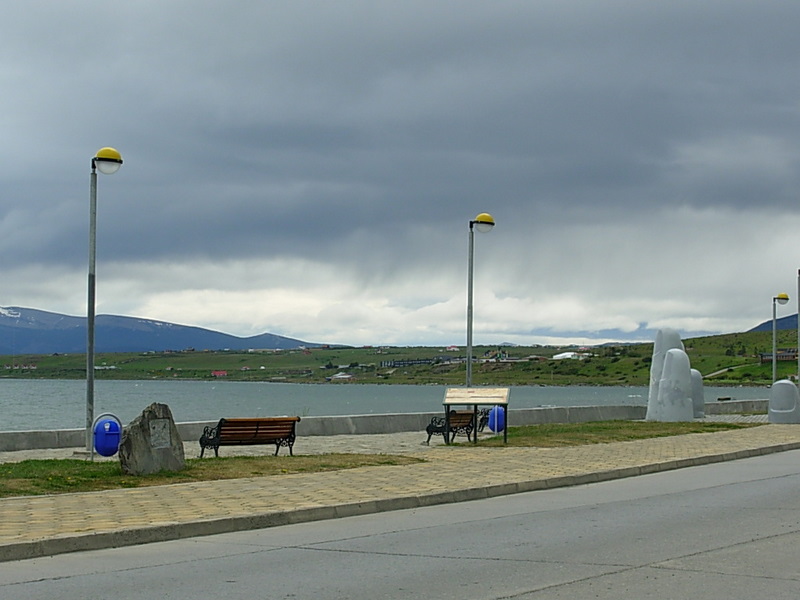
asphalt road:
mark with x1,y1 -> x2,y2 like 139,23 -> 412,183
3,449 -> 800,599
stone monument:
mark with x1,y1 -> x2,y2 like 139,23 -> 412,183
119,402 -> 186,475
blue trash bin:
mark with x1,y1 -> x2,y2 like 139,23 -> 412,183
488,406 -> 505,432
94,418 -> 121,457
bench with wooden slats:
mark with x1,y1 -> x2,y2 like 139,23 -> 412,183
199,416 -> 300,457
425,410 -> 476,444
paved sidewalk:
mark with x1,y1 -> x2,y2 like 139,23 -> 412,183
2,420 -> 799,563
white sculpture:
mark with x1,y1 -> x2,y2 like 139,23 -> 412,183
647,348 -> 694,422
691,368 -> 705,418
768,379 -> 800,424
647,328 -> 688,421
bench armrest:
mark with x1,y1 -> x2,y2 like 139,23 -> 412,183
429,416 -> 446,427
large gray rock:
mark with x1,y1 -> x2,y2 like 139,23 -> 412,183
119,403 -> 186,475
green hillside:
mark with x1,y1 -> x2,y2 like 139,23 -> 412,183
1,329 -> 797,386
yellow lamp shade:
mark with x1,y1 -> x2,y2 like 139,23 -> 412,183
473,212 -> 495,233
94,147 -> 123,175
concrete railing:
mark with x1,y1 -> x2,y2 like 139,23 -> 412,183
0,400 -> 766,452
704,399 -> 767,415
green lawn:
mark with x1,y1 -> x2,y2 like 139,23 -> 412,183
475,420 -> 760,447
0,420 -> 760,498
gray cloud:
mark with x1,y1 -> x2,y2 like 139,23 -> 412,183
2,1 -> 800,346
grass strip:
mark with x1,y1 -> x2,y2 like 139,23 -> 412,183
475,420 -> 761,447
0,454 -> 422,498
0,421 -> 762,498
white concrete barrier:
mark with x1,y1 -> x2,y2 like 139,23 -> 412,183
0,401 -> 765,452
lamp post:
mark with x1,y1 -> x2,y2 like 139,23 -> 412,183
86,147 -> 123,450
466,212 -> 495,387
772,292 -> 789,384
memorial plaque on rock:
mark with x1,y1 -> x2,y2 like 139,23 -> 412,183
149,419 -> 172,448
119,402 -> 186,475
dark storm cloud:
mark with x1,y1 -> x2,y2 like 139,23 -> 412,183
2,1 -> 800,344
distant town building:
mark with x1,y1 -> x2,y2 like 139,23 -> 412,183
759,349 -> 798,363
552,352 -> 593,360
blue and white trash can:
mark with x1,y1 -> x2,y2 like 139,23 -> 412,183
93,414 -> 122,457
488,406 -> 505,432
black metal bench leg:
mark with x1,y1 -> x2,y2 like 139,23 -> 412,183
199,444 -> 218,458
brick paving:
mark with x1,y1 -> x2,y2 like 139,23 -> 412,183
1,417 -> 797,563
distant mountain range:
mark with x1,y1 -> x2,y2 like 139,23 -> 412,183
748,314 -> 799,333
1,305 -> 792,356
0,307 -> 317,354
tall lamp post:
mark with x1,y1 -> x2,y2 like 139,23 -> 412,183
772,292 -> 789,384
466,212 -> 495,387
86,147 -> 123,450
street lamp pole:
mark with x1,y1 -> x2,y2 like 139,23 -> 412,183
86,147 -> 123,450
773,292 -> 789,384
466,212 -> 495,387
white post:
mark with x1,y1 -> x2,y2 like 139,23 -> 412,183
773,296 -> 778,383
466,223 -> 475,387
86,167 -> 98,451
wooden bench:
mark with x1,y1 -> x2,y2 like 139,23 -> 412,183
425,410 -> 476,444
199,416 -> 300,457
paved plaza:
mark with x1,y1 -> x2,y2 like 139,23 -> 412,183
2,416 -> 798,563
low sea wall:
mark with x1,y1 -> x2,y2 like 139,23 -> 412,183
704,399 -> 767,415
0,399 -> 766,452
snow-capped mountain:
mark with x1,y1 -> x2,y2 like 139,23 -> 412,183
0,307 -> 316,354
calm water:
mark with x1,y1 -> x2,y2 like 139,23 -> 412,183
0,379 -> 770,432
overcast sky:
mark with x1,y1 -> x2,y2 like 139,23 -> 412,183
2,1 -> 800,347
